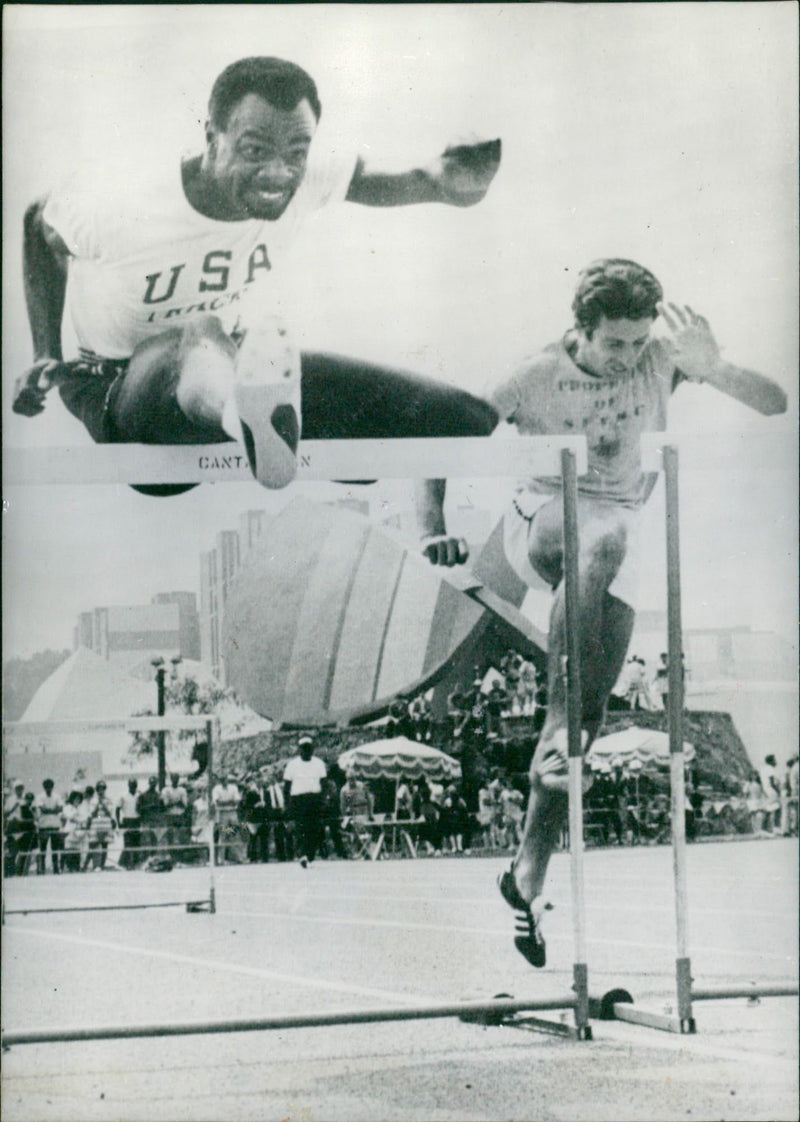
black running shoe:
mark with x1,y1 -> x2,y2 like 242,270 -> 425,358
497,868 -> 547,968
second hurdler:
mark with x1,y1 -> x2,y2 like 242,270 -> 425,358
417,258 -> 786,966
15,56 -> 499,493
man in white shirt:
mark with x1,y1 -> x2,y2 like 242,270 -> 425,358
116,779 -> 141,870
283,735 -> 326,868
15,56 -> 500,494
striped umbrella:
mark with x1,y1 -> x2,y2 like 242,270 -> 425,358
588,726 -> 695,769
337,737 -> 461,783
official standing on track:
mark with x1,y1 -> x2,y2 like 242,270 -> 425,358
284,735 -> 326,868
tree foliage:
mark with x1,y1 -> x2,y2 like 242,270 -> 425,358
127,671 -> 246,758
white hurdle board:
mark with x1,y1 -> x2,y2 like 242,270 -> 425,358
3,435 -> 587,486
641,429 -> 795,473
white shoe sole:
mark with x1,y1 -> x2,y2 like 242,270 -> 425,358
234,320 -> 301,489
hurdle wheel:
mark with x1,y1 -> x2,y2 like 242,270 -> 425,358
458,993 -> 514,1026
590,988 -> 634,1020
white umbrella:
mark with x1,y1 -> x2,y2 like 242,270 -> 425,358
588,726 -> 695,768
337,737 -> 461,783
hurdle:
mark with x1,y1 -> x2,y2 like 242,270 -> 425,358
2,441 -> 600,1049
598,440 -> 799,1034
2,714 -> 219,918
3,435 -> 588,486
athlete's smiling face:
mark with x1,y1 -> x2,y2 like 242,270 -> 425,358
205,93 -> 317,221
575,316 -> 654,378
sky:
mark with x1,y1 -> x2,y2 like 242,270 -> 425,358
2,3 -> 798,661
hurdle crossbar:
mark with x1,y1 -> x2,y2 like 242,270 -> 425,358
4,900 -> 212,916
691,984 -> 799,1002
4,435 -> 588,486
3,715 -> 214,736
2,994 -> 582,1047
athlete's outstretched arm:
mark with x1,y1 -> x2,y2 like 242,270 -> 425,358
415,478 -> 469,566
658,302 -> 787,416
14,199 -> 71,416
346,138 -> 501,208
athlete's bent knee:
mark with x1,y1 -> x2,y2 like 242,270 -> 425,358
178,315 -> 236,356
582,524 -> 627,579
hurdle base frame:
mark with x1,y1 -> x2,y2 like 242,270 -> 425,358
586,986 -> 695,1034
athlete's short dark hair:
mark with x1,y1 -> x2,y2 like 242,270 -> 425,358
572,259 -> 663,336
209,57 -> 322,129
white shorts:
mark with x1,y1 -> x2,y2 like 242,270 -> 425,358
502,491 -> 641,632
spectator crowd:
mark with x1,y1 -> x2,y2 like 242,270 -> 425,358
6,724 -> 796,875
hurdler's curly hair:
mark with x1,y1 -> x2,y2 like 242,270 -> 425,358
209,57 -> 322,129
572,258 -> 663,337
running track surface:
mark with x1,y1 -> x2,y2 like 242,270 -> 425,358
2,839 -> 797,1122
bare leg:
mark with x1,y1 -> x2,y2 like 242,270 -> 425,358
112,318 -> 237,443
511,501 -> 635,905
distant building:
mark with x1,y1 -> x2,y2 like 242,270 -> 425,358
152,591 -> 201,661
239,509 -> 269,560
201,503 -> 376,682
628,613 -> 795,684
73,592 -> 200,675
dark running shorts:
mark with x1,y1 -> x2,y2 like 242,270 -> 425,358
57,357 -> 129,443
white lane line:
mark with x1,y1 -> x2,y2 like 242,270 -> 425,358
596,1018 -> 797,1068
6,924 -> 439,1006
6,884 -> 794,926
216,887 -> 796,921
218,908 -> 797,964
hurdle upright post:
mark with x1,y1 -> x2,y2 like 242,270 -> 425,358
206,717 -> 217,914
560,447 -> 591,1040
664,444 -> 695,1033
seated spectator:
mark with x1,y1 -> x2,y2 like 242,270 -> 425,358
385,697 -> 414,740
643,793 -> 671,845
340,773 -> 373,820
408,694 -> 432,742
395,779 -> 414,820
